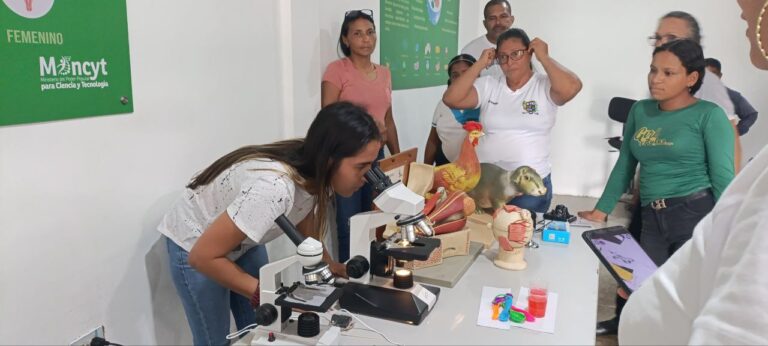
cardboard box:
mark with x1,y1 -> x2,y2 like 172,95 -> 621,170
437,228 -> 470,258
384,223 -> 471,269
542,220 -> 571,244
402,228 -> 470,269
403,242 -> 443,269
466,213 -> 494,249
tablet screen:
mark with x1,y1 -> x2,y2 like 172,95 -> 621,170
585,228 -> 657,292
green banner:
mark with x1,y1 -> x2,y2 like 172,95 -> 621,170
380,0 -> 459,90
0,0 -> 133,126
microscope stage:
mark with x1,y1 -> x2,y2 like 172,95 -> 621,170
381,237 -> 441,261
274,284 -> 343,313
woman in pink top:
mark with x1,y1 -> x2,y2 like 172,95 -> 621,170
322,9 -> 400,154
321,9 -> 400,262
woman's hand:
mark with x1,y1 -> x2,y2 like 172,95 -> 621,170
188,212 -> 259,298
528,37 -> 550,61
478,48 -> 496,68
578,209 -> 608,223
330,261 -> 348,279
376,119 -> 388,140
533,36 -> 582,105
617,287 -> 630,300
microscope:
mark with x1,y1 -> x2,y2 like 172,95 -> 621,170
249,215 -> 342,345
340,166 -> 442,325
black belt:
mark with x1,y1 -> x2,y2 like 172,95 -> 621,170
646,189 -> 712,210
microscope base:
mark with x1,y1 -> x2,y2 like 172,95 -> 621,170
246,323 -> 340,346
339,281 -> 440,325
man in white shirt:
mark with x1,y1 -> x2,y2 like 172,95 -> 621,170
461,0 -> 514,77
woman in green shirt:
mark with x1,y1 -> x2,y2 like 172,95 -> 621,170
580,39 -> 735,266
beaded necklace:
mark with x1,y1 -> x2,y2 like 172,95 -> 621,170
758,0 -> 768,60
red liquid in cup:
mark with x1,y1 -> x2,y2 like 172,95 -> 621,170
528,292 -> 548,318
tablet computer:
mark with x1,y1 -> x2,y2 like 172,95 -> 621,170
582,226 -> 657,293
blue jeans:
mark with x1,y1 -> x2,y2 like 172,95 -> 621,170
166,237 -> 269,346
507,174 -> 553,214
335,148 -> 385,262
434,145 -> 450,166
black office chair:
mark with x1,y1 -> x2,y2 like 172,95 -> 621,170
606,97 -> 636,150
606,96 -> 638,202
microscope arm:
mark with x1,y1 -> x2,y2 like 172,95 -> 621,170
262,215 -> 317,296
349,211 -> 401,265
260,256 -> 299,293
255,215 -> 330,332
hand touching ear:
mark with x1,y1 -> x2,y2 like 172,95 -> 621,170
528,38 -> 550,61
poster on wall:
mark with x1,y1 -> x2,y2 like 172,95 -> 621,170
0,0 -> 133,126
380,0 -> 459,90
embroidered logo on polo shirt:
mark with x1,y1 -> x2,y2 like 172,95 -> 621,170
522,100 -> 538,115
633,127 -> 674,146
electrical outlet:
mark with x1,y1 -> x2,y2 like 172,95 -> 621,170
69,325 -> 104,346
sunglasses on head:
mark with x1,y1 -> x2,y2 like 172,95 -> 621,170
345,9 -> 374,18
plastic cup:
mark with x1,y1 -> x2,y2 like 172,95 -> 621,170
529,279 -> 548,296
528,280 -> 548,318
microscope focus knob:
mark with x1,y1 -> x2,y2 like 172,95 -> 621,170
254,303 -> 278,326
346,255 -> 370,279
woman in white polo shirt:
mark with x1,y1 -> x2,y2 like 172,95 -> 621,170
424,53 -> 481,165
443,28 -> 582,213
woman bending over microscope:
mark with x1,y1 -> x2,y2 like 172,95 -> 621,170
157,102 -> 383,345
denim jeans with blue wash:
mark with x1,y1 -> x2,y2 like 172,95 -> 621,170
166,237 -> 268,346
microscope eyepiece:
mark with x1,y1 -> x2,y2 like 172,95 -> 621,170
274,214 -> 306,246
364,166 -> 393,193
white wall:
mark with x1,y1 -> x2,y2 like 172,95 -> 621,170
0,1 -> 285,344
0,2 -> 479,343
499,0 -> 768,197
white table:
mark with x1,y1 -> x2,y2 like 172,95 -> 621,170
240,225 -> 599,345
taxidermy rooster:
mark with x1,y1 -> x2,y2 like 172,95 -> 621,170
433,121 -> 484,194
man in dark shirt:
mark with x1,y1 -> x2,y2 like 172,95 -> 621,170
705,58 -> 759,135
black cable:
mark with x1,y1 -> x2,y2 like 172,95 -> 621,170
535,220 -> 552,233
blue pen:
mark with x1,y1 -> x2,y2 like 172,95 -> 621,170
498,295 -> 514,322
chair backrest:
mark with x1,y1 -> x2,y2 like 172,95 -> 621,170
608,97 -> 637,123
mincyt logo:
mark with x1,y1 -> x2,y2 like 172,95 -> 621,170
39,56 -> 108,80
